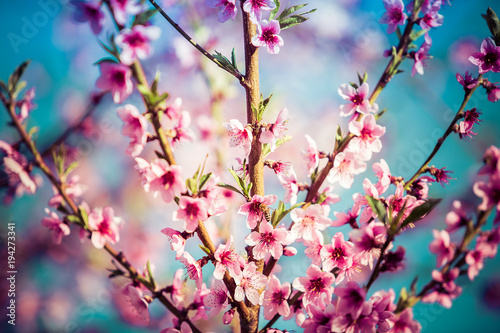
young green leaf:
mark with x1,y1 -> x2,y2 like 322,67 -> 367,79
401,198 -> 442,228
216,183 -> 245,198
8,60 -> 30,94
365,195 -> 387,223
270,0 -> 280,20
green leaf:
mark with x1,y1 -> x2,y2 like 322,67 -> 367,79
79,205 -> 89,229
186,178 -> 198,194
213,50 -> 238,76
251,102 -> 260,122
136,84 -> 151,96
199,245 -> 212,255
146,260 -> 156,288
133,8 -> 158,26
258,94 -> 273,121
270,0 -> 280,20
272,201 -> 304,227
262,135 -> 292,156
12,81 -> 27,99
216,183 -> 245,197
277,4 -> 308,21
27,126 -> 39,140
93,58 -> 118,66
401,198 -> 442,228
64,161 -> 79,177
365,195 -> 387,223
484,7 -> 500,44
228,168 -> 247,194
66,215 -> 81,224
8,60 -> 30,94
410,276 -> 418,296
279,14 -> 309,30
151,71 -> 161,94
231,48 -> 237,69
199,172 -> 212,191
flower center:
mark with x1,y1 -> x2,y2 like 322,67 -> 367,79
125,32 -> 147,47
261,232 -> 275,245
484,52 -> 499,65
308,278 -> 325,293
161,171 -> 175,189
272,291 -> 285,304
351,94 -> 364,106
112,70 -> 126,85
185,202 -> 199,219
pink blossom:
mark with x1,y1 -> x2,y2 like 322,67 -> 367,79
379,0 -> 407,34
263,274 -> 291,320
388,308 -> 421,333
16,87 -> 36,123
482,79 -> 500,102
327,150 -> 367,189
96,62 -> 133,104
179,252 -> 203,289
222,308 -> 235,325
116,25 -> 161,65
48,175 -> 86,208
292,265 -> 335,309
348,114 -> 386,160
445,200 -> 469,234
420,0 -> 444,42
350,221 -> 387,269
87,207 -> 121,249
161,228 -> 186,259
149,159 -> 185,203
479,145 -> 500,176
335,281 -> 367,319
260,108 -> 288,152
168,269 -> 186,308
71,0 -> 105,34
243,0 -> 276,23
456,71 -> 478,91
469,37 -> 500,74
373,159 -> 392,195
122,284 -> 150,326
2,151 -> 38,202
304,238 -> 324,266
238,194 -> 277,229
411,41 -> 432,76
204,279 -> 229,317
466,248 -> 486,281
332,302 -> 377,333
301,303 -> 336,333
173,197 -> 209,233
206,0 -> 237,23
172,110 -> 196,148
116,104 -> 148,157
109,0 -> 142,25
333,204 -> 361,228
197,176 -> 228,216
223,119 -> 253,156
41,209 -> 70,244
213,236 -> 243,280
252,20 -> 284,55
303,135 -> 320,176
191,284 -> 210,321
316,185 -> 341,215
407,176 -> 433,200
380,246 -> 406,273
320,232 -> 355,272
421,268 -> 461,308
385,184 -> 420,221
429,229 -> 455,267
429,166 -> 454,186
234,262 -> 267,305
245,222 -> 291,260
277,166 -> 299,205
458,108 -> 481,139
290,204 -> 331,242
473,176 -> 500,211
338,82 -> 373,116
476,228 -> 500,258
370,290 -> 396,332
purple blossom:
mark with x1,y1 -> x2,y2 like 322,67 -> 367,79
338,82 -> 373,116
429,229 -> 455,267
243,0 -> 276,23
455,71 -> 478,91
469,37 -> 500,74
458,108 -> 481,139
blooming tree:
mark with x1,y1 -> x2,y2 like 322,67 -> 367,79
2,0 -> 500,332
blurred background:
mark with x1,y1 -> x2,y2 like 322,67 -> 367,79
1,0 -> 500,332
